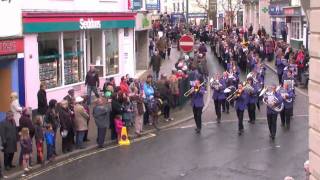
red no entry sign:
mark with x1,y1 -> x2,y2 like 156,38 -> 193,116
179,35 -> 194,53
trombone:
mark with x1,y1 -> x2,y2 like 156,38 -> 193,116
184,81 -> 205,97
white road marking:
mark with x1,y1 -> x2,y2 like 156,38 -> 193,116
23,133 -> 156,179
253,145 -> 281,152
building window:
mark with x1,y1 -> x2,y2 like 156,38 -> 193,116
105,29 -> 119,75
291,18 -> 301,39
38,33 -> 61,89
63,32 -> 83,85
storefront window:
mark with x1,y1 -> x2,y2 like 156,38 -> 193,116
38,33 -> 61,89
63,32 -> 83,85
105,29 -> 119,75
291,19 -> 301,39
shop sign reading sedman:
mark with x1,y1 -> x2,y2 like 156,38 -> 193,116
79,18 -> 101,29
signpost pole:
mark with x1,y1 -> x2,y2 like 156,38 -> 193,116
186,0 -> 189,30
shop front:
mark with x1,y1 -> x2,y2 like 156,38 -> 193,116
0,38 -> 25,120
269,1 -> 290,39
135,12 -> 152,78
22,12 -> 135,109
283,6 -> 306,49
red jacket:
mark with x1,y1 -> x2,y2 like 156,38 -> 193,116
120,81 -> 129,94
295,51 -> 305,69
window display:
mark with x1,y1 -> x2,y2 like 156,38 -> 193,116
63,32 -> 83,85
105,29 -> 119,75
38,33 -> 61,89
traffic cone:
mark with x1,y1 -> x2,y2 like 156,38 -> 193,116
118,127 -> 130,146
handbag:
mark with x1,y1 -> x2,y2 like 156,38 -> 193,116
61,129 -> 68,138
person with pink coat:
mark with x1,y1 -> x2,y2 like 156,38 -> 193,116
114,115 -> 124,140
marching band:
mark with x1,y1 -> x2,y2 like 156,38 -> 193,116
186,48 -> 297,140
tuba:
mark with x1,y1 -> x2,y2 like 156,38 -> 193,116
259,87 -> 284,112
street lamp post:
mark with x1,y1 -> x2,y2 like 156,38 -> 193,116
186,0 -> 189,29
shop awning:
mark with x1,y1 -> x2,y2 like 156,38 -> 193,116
23,12 -> 136,33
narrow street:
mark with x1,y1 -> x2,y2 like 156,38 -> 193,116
26,47 -> 309,180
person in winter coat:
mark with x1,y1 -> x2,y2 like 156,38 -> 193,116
59,100 -> 75,153
1,111 -> 18,171
85,66 -> 100,105
20,128 -> 32,176
19,108 -> 35,139
93,98 -> 111,148
120,76 -> 130,95
10,92 -> 23,128
0,136 -> 8,179
37,83 -> 48,117
34,116 -> 44,164
149,51 -> 162,81
110,91 -> 124,140
74,97 -> 90,149
295,49 -> 305,83
44,99 -> 59,155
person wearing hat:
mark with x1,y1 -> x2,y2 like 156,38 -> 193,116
85,66 -> 100,105
10,92 -> 23,128
74,97 -> 89,149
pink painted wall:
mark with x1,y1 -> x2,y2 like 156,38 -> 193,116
24,34 -> 40,109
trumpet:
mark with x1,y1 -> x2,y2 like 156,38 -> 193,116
210,77 -> 222,91
184,82 -> 205,97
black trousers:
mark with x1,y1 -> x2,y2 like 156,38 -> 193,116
247,103 -> 256,122
214,99 -> 222,119
236,109 -> 244,131
143,102 -> 150,125
4,152 -> 14,168
278,73 -> 283,85
97,127 -> 107,146
167,48 -> 171,57
62,130 -> 75,153
280,108 -> 292,127
267,113 -> 278,137
163,104 -> 170,119
222,99 -> 229,112
193,106 -> 203,130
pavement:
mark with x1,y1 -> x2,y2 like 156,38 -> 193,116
1,48 -> 212,179
8,46 -> 309,180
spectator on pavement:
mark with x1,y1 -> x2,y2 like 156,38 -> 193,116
1,111 -> 17,171
143,75 -> 155,125
85,66 -> 100,105
0,136 -> 7,179
63,89 -> 75,113
19,108 -> 35,139
149,51 -> 162,81
120,76 -> 130,95
110,91 -> 124,140
20,128 -> 32,177
44,124 -> 55,161
74,97 -> 90,149
10,92 -> 23,128
45,99 -> 59,155
114,115 -> 124,140
130,86 -> 145,135
37,83 -> 48,119
59,100 -> 75,153
34,116 -> 44,164
93,98 -> 111,148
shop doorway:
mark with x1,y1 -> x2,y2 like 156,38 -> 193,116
0,67 -> 12,113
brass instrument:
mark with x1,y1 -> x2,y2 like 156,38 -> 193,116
226,82 -> 246,102
277,86 -> 293,103
184,82 -> 205,97
259,86 -> 284,112
209,77 -> 222,91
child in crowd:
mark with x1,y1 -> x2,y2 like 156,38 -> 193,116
122,96 -> 133,127
114,115 -> 124,141
34,116 -> 44,164
45,124 -> 55,161
20,128 -> 33,177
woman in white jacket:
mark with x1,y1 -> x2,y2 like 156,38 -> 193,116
10,92 -> 23,127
